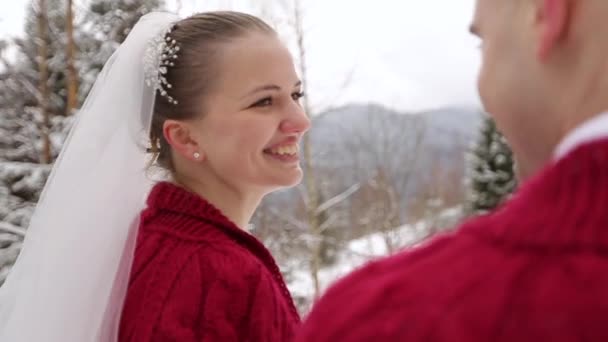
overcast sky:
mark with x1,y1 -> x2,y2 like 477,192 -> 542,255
0,0 -> 482,113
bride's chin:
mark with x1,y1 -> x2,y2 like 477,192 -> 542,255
265,171 -> 303,189
284,171 -> 303,186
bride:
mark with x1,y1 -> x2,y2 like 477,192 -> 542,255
0,11 -> 309,341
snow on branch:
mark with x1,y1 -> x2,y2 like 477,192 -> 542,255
0,222 -> 26,238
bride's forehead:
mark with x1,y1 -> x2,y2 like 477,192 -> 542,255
221,34 -> 288,61
215,40 -> 295,80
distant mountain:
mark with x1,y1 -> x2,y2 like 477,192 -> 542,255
309,103 -> 483,181
311,103 -> 482,148
421,106 -> 483,145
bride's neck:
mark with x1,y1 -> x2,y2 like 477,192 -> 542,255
172,173 -> 262,230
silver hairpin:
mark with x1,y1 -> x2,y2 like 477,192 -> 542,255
144,25 -> 180,105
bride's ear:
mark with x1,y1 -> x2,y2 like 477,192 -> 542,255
162,120 -> 205,162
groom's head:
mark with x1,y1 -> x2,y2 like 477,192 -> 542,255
471,0 -> 608,180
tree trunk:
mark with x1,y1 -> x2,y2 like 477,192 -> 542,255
66,0 -> 78,116
37,0 -> 51,164
293,0 -> 322,300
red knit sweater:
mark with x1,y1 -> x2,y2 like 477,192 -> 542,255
119,182 -> 300,341
296,139 -> 608,342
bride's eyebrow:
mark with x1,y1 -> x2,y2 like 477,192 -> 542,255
244,85 -> 281,98
242,80 -> 302,99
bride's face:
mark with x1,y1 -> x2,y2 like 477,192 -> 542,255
188,33 -> 310,193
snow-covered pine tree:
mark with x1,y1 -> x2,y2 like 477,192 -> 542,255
0,0 -> 76,284
0,0 -> 165,284
88,0 -> 166,44
0,0 -> 87,165
15,0 -> 81,120
465,114 -> 517,215
80,0 -> 165,91
0,66 -> 56,262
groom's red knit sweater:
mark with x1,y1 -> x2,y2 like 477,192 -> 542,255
296,138 -> 608,342
119,182 -> 300,342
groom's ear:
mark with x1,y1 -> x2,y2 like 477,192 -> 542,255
536,0 -> 571,61
162,120 -> 205,162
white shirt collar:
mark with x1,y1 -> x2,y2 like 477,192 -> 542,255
553,112 -> 608,160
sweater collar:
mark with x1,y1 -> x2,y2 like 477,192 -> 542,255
554,111 -> 608,160
145,181 -> 243,234
466,138 -> 608,249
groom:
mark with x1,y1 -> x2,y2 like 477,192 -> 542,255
296,0 -> 608,341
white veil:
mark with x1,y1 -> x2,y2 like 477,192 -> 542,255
0,12 -> 179,341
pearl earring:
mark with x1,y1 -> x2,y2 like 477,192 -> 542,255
193,152 -> 201,160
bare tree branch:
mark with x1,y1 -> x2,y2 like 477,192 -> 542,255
315,182 -> 360,215
268,207 -> 308,232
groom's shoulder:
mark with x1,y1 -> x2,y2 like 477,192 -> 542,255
297,220 -> 504,341
329,218 -> 496,289
319,225 -> 486,298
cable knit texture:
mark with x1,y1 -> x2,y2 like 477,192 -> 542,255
296,139 -> 608,342
119,182 -> 300,342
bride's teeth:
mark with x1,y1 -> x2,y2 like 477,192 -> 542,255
269,144 -> 297,155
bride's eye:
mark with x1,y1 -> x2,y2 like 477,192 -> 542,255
292,91 -> 305,101
251,97 -> 272,107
